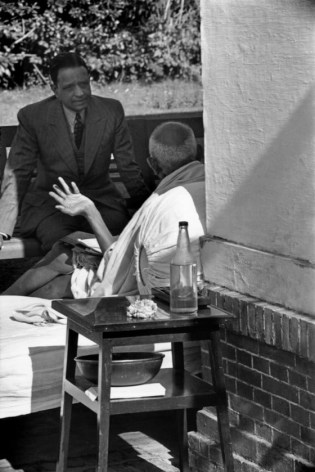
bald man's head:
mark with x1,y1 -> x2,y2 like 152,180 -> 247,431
149,122 -> 197,176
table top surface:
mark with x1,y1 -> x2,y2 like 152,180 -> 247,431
52,296 -> 234,333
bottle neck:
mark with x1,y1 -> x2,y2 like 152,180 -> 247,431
177,226 -> 191,251
172,226 -> 195,265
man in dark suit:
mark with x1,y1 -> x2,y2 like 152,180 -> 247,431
0,52 -> 150,251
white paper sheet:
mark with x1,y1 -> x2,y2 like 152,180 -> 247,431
85,383 -> 166,401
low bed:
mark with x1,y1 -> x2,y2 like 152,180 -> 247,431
0,296 -> 100,418
0,295 -> 182,419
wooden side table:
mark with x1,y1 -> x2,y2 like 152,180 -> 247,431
52,296 -> 235,472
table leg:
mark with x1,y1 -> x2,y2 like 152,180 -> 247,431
207,329 -> 234,472
96,340 -> 112,472
56,327 -> 79,472
172,342 -> 189,471
176,409 -> 189,472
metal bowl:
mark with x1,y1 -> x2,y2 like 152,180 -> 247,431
74,352 -> 165,386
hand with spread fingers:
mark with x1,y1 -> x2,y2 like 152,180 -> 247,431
49,177 -> 95,218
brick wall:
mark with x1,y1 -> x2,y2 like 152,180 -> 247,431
188,284 -> 315,472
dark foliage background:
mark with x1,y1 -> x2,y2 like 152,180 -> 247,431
0,0 -> 200,88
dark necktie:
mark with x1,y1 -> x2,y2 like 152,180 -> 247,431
74,112 -> 84,149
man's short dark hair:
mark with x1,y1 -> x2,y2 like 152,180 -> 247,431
50,52 -> 89,85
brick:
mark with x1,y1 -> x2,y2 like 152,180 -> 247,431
309,323 -> 315,363
248,302 -> 258,339
220,326 -> 227,343
265,409 -> 301,439
237,380 -> 253,400
307,375 -> 315,394
299,319 -> 309,359
272,397 -> 290,416
238,414 -> 255,434
227,360 -> 237,377
274,311 -> 283,348
256,441 -> 295,472
225,375 -> 237,394
289,316 -> 299,354
295,356 -> 315,376
255,305 -> 264,343
225,316 -> 239,333
240,299 -> 249,336
228,408 -> 240,426
309,446 -> 315,465
263,307 -> 275,345
262,375 -> 299,403
226,332 -> 259,355
196,410 -> 219,442
237,349 -> 252,367
221,293 -> 234,314
237,365 -> 261,388
288,369 -> 307,390
272,430 -> 291,450
221,342 -> 236,361
259,344 -> 295,367
255,422 -> 272,442
311,412 -> 315,429
252,356 -> 270,375
282,315 -> 290,352
254,389 -> 272,409
291,437 -> 312,462
241,461 -> 262,472
229,393 -> 264,421
189,451 -> 222,472
232,429 -> 257,462
300,389 -> 315,412
270,363 -> 288,382
290,404 -> 310,426
231,296 -> 241,329
301,426 -> 315,447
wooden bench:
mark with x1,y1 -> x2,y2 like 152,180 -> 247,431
0,109 -> 203,260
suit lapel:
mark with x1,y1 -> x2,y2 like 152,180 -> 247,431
48,101 -> 79,175
84,97 -> 106,175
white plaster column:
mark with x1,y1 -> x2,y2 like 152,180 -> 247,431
200,0 -> 315,315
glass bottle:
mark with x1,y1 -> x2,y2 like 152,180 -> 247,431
170,221 -> 198,314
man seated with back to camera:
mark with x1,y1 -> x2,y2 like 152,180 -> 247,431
3,121 -> 206,299
0,52 -> 149,252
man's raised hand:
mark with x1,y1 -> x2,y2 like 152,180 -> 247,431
49,177 -> 95,218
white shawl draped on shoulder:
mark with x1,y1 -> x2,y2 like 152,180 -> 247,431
73,161 -> 206,298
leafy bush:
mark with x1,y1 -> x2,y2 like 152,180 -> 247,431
0,0 -> 200,88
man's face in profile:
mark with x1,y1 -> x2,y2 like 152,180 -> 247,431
52,66 -> 91,112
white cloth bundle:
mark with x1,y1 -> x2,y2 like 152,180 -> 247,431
12,303 -> 66,326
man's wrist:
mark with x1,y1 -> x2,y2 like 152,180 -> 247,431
84,202 -> 98,221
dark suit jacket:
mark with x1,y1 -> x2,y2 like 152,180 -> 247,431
0,95 -> 149,237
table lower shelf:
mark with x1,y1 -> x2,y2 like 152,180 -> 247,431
64,368 -> 217,415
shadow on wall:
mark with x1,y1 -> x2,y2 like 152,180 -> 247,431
207,86 -> 314,263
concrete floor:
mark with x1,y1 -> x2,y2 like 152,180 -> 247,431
0,405 -> 197,472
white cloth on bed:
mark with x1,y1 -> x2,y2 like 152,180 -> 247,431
12,302 -> 67,326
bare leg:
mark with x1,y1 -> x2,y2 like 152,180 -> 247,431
3,242 -> 73,296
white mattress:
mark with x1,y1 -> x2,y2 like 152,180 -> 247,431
0,296 -> 175,419
0,296 -> 98,418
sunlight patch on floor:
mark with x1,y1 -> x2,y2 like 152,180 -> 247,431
118,431 -> 179,471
